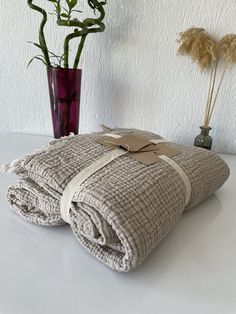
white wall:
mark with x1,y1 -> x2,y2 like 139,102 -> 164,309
0,0 -> 236,153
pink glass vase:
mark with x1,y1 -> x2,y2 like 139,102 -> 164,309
47,68 -> 82,139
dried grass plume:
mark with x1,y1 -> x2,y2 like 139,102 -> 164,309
177,27 -> 217,70
218,34 -> 236,64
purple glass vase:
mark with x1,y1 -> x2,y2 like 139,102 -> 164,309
47,68 -> 82,139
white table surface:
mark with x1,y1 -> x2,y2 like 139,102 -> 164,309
0,133 -> 235,314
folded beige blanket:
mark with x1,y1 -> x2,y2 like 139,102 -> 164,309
4,128 -> 230,272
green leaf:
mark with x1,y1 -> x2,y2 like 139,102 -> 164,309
62,7 -> 70,14
60,13 -> 69,18
54,2 -> 61,15
33,42 -> 42,49
65,0 -> 77,9
27,41 -> 42,50
72,9 -> 82,13
70,0 -> 78,9
27,56 -> 47,68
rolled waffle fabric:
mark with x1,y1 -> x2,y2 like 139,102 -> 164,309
4,128 -> 230,272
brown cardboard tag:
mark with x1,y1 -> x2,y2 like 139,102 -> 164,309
96,136 -> 118,150
130,145 -> 177,165
113,135 -> 153,152
128,152 -> 158,165
96,134 -> 178,165
97,134 -> 151,152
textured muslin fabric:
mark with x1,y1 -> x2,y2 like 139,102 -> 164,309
5,128 -> 230,272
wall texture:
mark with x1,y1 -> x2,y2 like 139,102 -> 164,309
0,0 -> 235,153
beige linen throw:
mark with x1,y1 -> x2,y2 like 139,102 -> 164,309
4,128 -> 230,272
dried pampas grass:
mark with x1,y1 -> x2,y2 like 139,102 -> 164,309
177,27 -> 217,70
177,27 -> 236,128
218,34 -> 236,64
206,34 -> 236,126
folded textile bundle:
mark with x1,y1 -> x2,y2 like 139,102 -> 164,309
4,128 -> 230,272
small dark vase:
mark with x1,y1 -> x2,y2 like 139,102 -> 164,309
194,126 -> 213,150
47,68 -> 82,139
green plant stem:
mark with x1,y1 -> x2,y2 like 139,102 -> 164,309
27,0 -> 51,67
58,0 -> 106,68
73,35 -> 87,69
66,20 -> 105,68
64,29 -> 88,68
83,1 -> 106,29
88,0 -> 106,21
85,20 -> 105,32
57,19 -> 84,28
73,21 -> 105,69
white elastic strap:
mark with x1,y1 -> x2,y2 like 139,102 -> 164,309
159,155 -> 191,207
103,133 -> 122,139
103,133 -> 168,144
60,148 -> 127,223
150,138 -> 168,144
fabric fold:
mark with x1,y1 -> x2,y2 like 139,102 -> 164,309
5,128 -> 230,272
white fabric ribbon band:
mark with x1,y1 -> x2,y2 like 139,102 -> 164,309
60,148 -> 127,223
158,155 -> 191,207
103,133 -> 168,145
60,135 -> 191,224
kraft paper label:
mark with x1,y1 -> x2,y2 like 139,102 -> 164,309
96,134 -> 177,165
